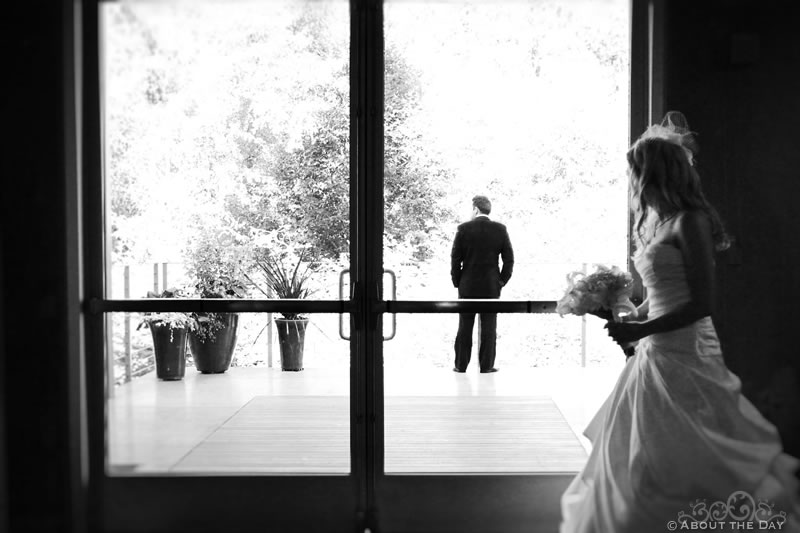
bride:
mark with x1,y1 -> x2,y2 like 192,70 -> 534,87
559,112 -> 800,532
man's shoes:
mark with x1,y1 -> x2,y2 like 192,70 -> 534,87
480,368 -> 499,373
453,368 -> 465,373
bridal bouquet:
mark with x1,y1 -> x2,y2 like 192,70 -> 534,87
556,265 -> 638,356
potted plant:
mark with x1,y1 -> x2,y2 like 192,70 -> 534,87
183,231 -> 248,374
137,288 -> 194,381
248,247 -> 315,371
188,276 -> 247,373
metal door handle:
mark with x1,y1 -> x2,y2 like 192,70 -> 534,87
339,268 -> 395,341
339,269 -> 350,340
383,269 -> 396,341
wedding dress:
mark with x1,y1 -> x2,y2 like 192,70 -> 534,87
559,240 -> 800,533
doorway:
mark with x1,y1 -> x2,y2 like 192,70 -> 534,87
86,0 -> 641,531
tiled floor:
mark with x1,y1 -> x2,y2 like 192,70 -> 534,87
108,360 -> 624,474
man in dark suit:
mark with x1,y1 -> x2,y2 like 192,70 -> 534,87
450,195 -> 514,373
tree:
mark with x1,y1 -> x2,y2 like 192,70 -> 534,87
384,44 -> 455,261
220,5 -> 454,262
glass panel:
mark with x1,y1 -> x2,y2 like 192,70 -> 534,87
383,0 -> 630,299
383,313 -> 624,473
102,0 -> 350,301
108,312 -> 350,474
383,0 -> 630,473
101,0 -> 351,475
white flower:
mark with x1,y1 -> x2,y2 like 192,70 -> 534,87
556,265 -> 635,322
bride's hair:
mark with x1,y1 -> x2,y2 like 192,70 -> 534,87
627,111 -> 730,251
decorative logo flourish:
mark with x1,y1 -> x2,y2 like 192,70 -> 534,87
671,490 -> 787,531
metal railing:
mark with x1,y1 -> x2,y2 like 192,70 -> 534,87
111,261 -> 613,387
113,263 -> 283,387
114,264 -> 163,385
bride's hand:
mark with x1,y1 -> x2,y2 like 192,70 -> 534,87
604,320 -> 647,345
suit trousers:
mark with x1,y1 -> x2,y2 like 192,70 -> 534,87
454,311 -> 497,371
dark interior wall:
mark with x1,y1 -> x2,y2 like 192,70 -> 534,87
2,1 -> 75,532
1,209 -> 8,533
661,0 -> 800,453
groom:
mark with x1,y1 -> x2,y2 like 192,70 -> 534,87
450,195 -> 515,373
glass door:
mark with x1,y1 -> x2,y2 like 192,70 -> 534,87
374,0 -> 635,531
84,0 -> 648,531
86,1 -> 368,531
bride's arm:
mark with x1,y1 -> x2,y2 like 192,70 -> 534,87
647,210 -> 715,330
607,211 -> 714,342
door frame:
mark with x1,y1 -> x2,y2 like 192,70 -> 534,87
79,0 -> 658,531
364,1 -> 655,531
83,1 -> 369,532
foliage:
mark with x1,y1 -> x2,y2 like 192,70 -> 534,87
183,222 -> 249,298
384,44 -> 455,261
106,1 -> 632,382
183,222 -> 248,342
191,311 -> 236,344
252,250 -> 315,300
247,236 -> 316,320
212,4 -> 354,260
108,3 -> 603,270
137,288 -> 195,335
106,0 -> 631,302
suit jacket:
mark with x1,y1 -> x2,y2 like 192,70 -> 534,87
450,216 -> 514,298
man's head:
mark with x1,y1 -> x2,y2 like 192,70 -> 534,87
472,195 -> 491,216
